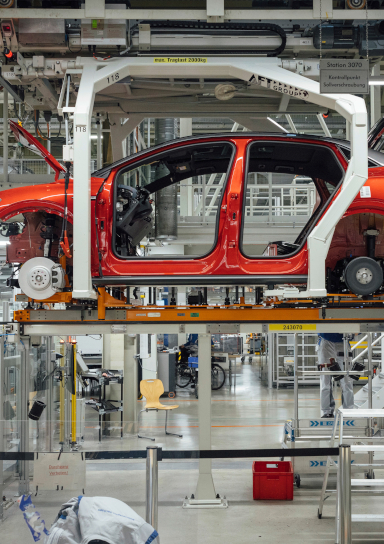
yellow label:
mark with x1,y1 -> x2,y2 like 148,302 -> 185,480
154,57 -> 207,63
269,324 -> 317,331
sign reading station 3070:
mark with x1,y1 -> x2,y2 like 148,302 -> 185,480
320,59 -> 369,95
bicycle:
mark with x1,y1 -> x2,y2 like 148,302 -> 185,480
176,359 -> 226,397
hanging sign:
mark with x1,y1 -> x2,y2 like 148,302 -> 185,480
320,59 -> 369,95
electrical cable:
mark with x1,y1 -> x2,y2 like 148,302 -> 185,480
34,110 -> 51,141
13,101 -> 22,123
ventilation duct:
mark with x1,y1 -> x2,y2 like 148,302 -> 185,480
154,118 -> 178,241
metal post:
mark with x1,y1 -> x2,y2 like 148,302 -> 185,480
97,119 -> 103,170
195,333 -> 216,500
368,333 -> 373,410
293,333 -> 299,473
0,337 -> 4,520
147,118 -> 151,148
2,301 -> 9,322
381,334 -> 384,374
268,173 -> 272,223
184,334 -> 226,508
65,75 -> 71,145
47,122 -> 51,174
71,343 -> 77,444
146,446 -> 159,531
367,333 -> 374,478
45,337 -> 54,452
3,90 -> 8,184
293,333 -> 299,425
179,118 -> 193,217
72,65 -> 97,300
59,340 -> 65,444
267,332 -> 273,389
124,334 -> 137,428
19,337 -> 30,495
370,63 -> 381,128
338,444 -> 352,544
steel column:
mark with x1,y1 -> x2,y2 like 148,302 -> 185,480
45,337 -> 54,452
367,333 -> 374,478
72,65 -> 98,300
3,90 -> 8,184
0,337 -> 4,520
102,333 -> 111,368
179,118 -> 193,217
370,63 -> 382,128
293,333 -> 299,425
2,301 -> 9,323
338,444 -> 352,544
146,446 -> 159,531
18,337 -> 30,495
124,334 -> 137,429
97,119 -> 103,170
267,332 -> 273,389
195,333 -> 216,500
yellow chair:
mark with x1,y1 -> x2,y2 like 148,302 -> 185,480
138,379 -> 183,440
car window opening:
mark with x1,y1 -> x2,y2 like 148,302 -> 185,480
242,142 -> 344,258
113,142 -> 234,259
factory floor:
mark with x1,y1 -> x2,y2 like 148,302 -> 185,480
1,360 -> 384,543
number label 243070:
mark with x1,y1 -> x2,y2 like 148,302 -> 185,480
269,324 -> 317,331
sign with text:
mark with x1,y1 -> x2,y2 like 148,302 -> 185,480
33,452 -> 86,492
320,59 -> 369,95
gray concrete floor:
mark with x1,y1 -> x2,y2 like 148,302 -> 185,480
1,360 -> 384,543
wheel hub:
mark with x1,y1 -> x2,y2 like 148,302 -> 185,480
356,267 -> 373,285
28,266 -> 51,290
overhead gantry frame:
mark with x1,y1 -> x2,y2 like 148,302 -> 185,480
67,56 -> 368,301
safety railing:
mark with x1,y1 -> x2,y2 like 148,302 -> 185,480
244,184 -> 316,219
178,180 -> 316,221
1,159 -> 98,176
1,445 -> 351,543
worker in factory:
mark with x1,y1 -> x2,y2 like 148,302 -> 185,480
317,333 -> 355,418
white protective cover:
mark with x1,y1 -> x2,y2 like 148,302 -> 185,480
46,496 -> 159,544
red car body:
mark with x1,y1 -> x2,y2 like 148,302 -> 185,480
2,121 -> 384,291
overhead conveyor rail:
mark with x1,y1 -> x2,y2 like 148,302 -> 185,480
9,304 -> 384,337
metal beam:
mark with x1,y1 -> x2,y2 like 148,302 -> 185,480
285,114 -> 298,133
1,7 -> 383,20
370,63 -> 382,128
317,113 -> 332,138
85,0 -> 105,19
3,90 -> 8,185
207,0 -> 224,22
109,114 -> 144,161
94,101 -> 328,115
278,94 -> 290,112
33,78 -> 59,111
